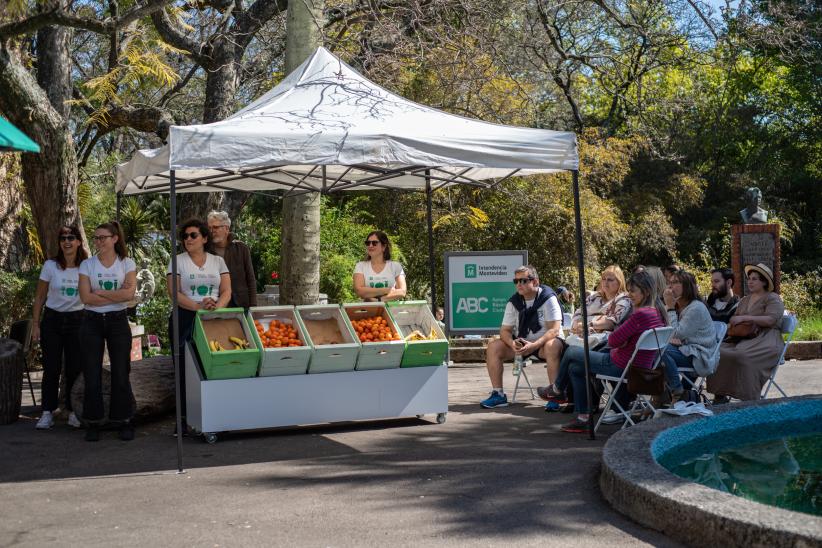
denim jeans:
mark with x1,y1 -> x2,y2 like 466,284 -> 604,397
80,310 -> 134,423
562,346 -> 629,414
662,345 -> 694,392
168,307 -> 197,418
40,308 -> 84,412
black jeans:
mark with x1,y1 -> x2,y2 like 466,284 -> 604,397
168,307 -> 197,418
40,308 -> 84,412
81,310 -> 134,423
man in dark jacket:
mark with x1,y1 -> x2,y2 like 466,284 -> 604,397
707,268 -> 739,323
208,211 -> 258,308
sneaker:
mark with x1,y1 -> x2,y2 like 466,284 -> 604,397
67,412 -> 82,428
480,391 -> 509,409
561,418 -> 589,433
537,385 -> 566,402
85,426 -> 100,442
544,400 -> 561,412
119,424 -> 135,442
600,410 -> 625,425
35,411 -> 54,430
713,395 -> 731,405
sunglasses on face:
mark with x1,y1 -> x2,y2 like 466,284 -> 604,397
365,240 -> 381,246
182,232 -> 201,240
59,235 -> 77,242
513,277 -> 534,285
92,235 -> 113,242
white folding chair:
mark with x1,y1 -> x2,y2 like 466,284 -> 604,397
678,321 -> 727,393
511,358 -> 537,403
594,326 -> 673,433
761,313 -> 798,399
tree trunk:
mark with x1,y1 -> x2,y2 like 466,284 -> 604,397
279,0 -> 324,305
0,339 -> 23,425
0,43 -> 83,260
0,155 -> 33,271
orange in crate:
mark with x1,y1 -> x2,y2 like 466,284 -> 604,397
350,316 -> 402,343
254,319 -> 304,348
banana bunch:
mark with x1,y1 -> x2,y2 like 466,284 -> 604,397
229,336 -> 250,350
404,327 -> 440,341
208,339 -> 225,352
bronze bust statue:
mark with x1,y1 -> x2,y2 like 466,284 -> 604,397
740,186 -> 768,224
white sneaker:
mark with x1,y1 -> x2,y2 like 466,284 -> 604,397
36,411 -> 54,430
600,410 -> 625,425
67,412 -> 82,428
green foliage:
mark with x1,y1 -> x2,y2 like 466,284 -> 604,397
794,313 -> 822,342
0,270 -> 38,334
780,270 -> 822,318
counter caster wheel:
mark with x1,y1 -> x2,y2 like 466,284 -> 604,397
436,413 -> 447,424
204,433 -> 218,444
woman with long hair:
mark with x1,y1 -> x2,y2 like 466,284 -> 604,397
78,221 -> 137,442
708,263 -> 785,403
547,271 -> 667,433
167,219 -> 231,433
661,270 -> 718,400
352,230 -> 407,302
32,226 -> 89,430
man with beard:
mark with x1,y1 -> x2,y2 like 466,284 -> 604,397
706,268 -> 739,323
207,211 -> 258,309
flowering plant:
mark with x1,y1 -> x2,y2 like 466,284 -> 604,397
270,271 -> 279,284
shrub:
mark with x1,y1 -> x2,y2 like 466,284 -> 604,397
0,269 -> 39,334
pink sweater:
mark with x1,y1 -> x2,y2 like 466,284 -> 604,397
608,307 -> 666,369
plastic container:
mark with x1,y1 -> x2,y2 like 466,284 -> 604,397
295,305 -> 360,374
343,302 -> 405,371
386,301 -> 448,368
247,306 -> 312,376
193,308 -> 261,380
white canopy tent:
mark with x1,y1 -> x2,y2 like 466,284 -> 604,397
116,47 -> 596,468
116,47 -> 577,195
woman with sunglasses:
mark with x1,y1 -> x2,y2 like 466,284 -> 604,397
78,221 -> 137,442
32,226 -> 89,430
353,231 -> 406,302
167,219 -> 231,433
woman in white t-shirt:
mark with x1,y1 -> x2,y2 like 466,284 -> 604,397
78,221 -> 137,442
353,231 -> 407,302
167,219 -> 231,431
31,226 -> 89,430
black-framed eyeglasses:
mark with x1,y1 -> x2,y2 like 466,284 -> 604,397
59,235 -> 77,242
513,277 -> 534,285
365,240 -> 381,246
92,235 -> 113,242
182,232 -> 201,240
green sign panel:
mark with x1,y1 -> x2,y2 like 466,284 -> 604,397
444,251 -> 528,334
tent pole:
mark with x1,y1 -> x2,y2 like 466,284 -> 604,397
572,170 -> 595,440
169,170 -> 184,471
425,171 -> 436,312
115,192 -> 122,223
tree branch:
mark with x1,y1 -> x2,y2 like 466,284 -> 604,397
150,8 -> 208,65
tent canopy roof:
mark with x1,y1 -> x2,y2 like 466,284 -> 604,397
117,47 -> 577,196
0,116 -> 40,153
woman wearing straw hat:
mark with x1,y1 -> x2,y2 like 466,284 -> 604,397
708,263 -> 784,403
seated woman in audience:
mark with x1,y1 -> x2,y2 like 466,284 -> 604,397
708,263 -> 784,403
542,271 -> 667,432
661,270 -> 718,400
537,265 -> 630,398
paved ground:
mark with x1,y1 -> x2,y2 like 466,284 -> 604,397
1,360 -> 820,547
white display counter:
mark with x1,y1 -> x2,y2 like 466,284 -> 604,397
184,343 -> 448,443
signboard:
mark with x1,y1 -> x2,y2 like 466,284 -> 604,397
731,224 -> 780,296
444,251 -> 528,336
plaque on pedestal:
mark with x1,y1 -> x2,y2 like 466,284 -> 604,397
731,224 -> 780,296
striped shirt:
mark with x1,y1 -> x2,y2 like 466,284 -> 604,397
607,307 -> 666,369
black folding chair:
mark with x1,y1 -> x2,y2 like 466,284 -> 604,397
9,319 -> 36,406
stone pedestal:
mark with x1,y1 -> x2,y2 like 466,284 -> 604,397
731,224 -> 780,296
